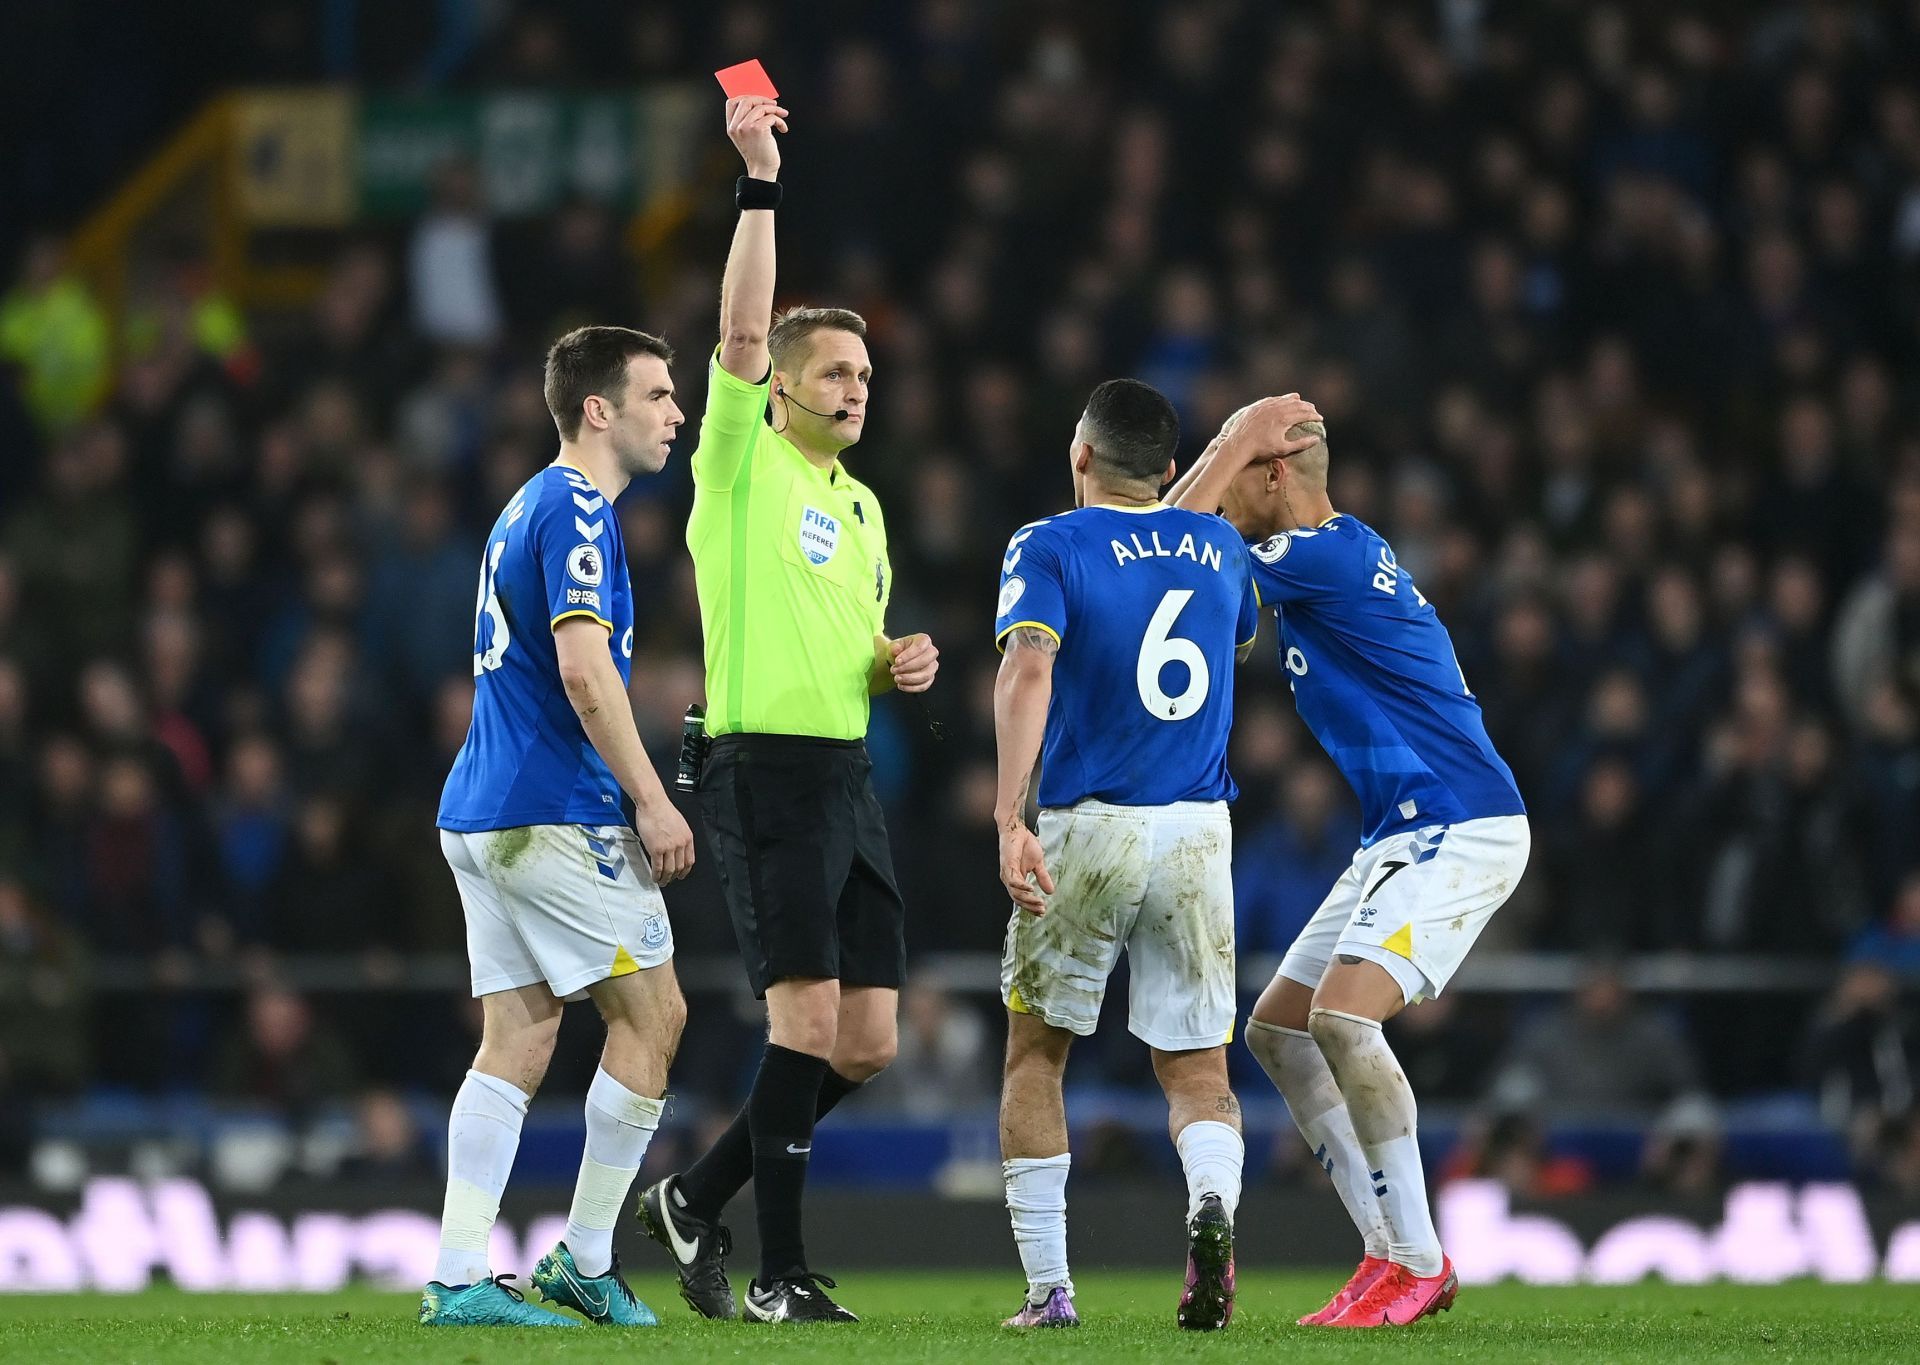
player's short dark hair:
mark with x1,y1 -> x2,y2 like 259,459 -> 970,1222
544,326 -> 674,440
1081,378 -> 1180,482
768,306 -> 868,372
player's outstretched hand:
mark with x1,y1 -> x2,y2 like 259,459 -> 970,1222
891,633 -> 940,693
1000,821 -> 1055,916
634,796 -> 696,885
726,95 -> 788,179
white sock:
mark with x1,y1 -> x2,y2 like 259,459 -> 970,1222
564,1067 -> 665,1277
1246,1019 -> 1391,1258
435,1068 -> 531,1286
1308,1008 -> 1443,1276
1174,1119 -> 1244,1223
1004,1154 -> 1072,1303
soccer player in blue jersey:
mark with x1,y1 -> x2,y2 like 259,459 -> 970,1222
992,380 -> 1324,1331
422,327 -> 695,1329
1171,399 -> 1530,1329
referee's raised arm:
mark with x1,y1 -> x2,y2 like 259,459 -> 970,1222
717,96 -> 785,385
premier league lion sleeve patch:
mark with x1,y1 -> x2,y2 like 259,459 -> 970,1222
542,473 -> 615,632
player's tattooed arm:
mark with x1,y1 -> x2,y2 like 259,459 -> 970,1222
1006,626 -> 1059,656
993,626 -> 1059,915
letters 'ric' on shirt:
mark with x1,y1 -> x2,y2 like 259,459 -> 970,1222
1247,514 -> 1525,847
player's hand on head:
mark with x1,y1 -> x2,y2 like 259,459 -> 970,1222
634,796 -> 696,885
1229,393 -> 1323,462
725,95 -> 789,178
999,823 -> 1055,916
890,633 -> 940,693
1204,401 -> 1260,459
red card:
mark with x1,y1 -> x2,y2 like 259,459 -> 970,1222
715,59 -> 779,100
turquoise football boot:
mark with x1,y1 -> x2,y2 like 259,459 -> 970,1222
419,1274 -> 582,1327
532,1242 -> 659,1326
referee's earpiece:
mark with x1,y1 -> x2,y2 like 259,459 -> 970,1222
774,384 -> 850,423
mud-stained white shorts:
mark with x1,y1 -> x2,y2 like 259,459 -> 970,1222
441,824 -> 674,999
1001,799 -> 1235,1051
1276,815 -> 1530,1004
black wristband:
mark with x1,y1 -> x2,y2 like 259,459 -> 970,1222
736,176 -> 782,211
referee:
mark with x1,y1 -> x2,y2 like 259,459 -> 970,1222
636,93 -> 939,1324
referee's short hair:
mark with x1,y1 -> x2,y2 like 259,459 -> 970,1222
768,306 -> 868,372
1082,378 -> 1180,482
545,326 -> 675,440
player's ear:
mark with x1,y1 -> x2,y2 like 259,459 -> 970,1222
1160,458 -> 1177,488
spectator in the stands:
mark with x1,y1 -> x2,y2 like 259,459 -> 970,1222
1234,761 -> 1358,955
336,1088 -> 437,1181
1798,960 -> 1917,1151
211,984 -> 359,1117
856,979 -> 994,1118
0,236 -> 109,433
0,878 -> 89,1098
1488,960 -> 1710,1115
406,158 -> 501,349
1847,871 -> 1920,978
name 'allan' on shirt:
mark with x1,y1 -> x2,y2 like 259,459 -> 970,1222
1110,530 -> 1226,570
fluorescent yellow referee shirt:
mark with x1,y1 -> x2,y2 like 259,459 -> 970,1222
686,348 -> 892,739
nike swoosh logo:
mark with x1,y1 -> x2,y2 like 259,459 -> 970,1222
786,1143 -> 811,1155
750,1296 -> 790,1322
662,1203 -> 703,1265
558,1261 -> 609,1316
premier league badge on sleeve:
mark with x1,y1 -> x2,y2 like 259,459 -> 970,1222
567,543 -> 604,585
1252,533 -> 1292,563
998,575 -> 1026,616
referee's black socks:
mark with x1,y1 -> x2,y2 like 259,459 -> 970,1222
680,1057 -> 863,1226
747,1043 -> 830,1281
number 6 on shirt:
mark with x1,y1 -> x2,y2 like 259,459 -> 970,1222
1137,589 -> 1209,720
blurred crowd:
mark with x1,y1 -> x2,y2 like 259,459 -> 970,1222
4,0 -> 1920,1189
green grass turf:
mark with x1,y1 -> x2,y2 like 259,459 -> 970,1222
1,1271 -> 1917,1364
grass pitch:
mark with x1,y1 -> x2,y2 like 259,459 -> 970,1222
1,1271 -> 1916,1363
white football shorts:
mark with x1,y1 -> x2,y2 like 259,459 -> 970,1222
441,823 -> 674,999
1001,799 -> 1235,1052
1276,814 -> 1530,1004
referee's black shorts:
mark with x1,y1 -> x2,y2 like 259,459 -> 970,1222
697,733 -> 907,998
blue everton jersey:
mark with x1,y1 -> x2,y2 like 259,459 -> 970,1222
995,505 -> 1258,808
1248,514 -> 1524,847
438,465 -> 635,831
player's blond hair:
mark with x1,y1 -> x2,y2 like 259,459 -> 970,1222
1285,420 -> 1330,488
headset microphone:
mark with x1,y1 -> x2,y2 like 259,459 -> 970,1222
776,385 -> 849,422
